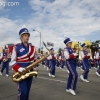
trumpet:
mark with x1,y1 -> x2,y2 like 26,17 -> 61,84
74,42 -> 82,61
87,47 -> 93,60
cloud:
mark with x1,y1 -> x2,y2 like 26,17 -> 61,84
28,0 -> 100,36
0,17 -> 25,45
0,0 -> 100,51
28,0 -> 100,48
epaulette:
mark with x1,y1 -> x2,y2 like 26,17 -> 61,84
29,43 -> 32,46
14,43 -> 21,47
29,43 -> 35,48
64,47 -> 67,50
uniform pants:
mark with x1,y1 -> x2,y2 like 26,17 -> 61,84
46,60 -> 50,68
17,76 -> 33,100
97,61 -> 100,74
66,61 -> 78,90
50,61 -> 56,75
1,61 -> 9,74
61,61 -> 65,68
82,60 -> 89,79
56,60 -> 60,67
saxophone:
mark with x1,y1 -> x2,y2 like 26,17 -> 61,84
12,42 -> 50,82
3,58 -> 8,62
3,54 -> 10,62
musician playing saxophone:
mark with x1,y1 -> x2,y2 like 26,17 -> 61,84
0,46 -> 10,77
9,28 -> 37,100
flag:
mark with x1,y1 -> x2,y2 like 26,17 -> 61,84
47,42 -> 54,47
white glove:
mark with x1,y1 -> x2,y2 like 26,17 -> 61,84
18,67 -> 25,72
87,53 -> 91,56
73,53 -> 78,56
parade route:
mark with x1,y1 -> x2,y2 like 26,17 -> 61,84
0,65 -> 100,100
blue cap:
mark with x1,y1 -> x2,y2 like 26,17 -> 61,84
64,38 -> 72,44
50,48 -> 54,51
19,28 -> 30,36
3,45 -> 8,50
5,47 -> 8,50
81,43 -> 87,47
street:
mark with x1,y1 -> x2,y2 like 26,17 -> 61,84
0,65 -> 100,100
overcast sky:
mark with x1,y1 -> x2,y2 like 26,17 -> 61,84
0,0 -> 100,51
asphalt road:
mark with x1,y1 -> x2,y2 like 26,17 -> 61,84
0,65 -> 100,100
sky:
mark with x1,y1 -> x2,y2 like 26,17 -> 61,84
0,0 -> 100,51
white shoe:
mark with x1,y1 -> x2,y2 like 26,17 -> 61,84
0,72 -> 2,75
98,66 -> 99,68
80,75 -> 85,81
52,75 -> 55,77
6,74 -> 9,77
84,79 -> 89,82
66,89 -> 70,93
47,67 -> 49,71
81,69 -> 84,71
69,89 -> 76,95
94,67 -> 97,69
48,73 -> 51,77
67,70 -> 69,73
96,72 -> 100,76
44,65 -> 46,68
89,69 -> 91,70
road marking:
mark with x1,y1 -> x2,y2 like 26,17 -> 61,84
37,76 -> 67,83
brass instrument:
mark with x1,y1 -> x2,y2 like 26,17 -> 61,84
3,58 -> 8,62
3,53 -> 11,62
87,47 -> 93,60
74,42 -> 82,60
12,42 -> 50,83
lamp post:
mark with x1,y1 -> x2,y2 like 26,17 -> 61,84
33,30 -> 41,54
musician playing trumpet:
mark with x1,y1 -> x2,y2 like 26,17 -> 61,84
0,46 -> 10,77
9,28 -> 37,100
80,43 -> 91,82
64,37 -> 78,96
95,47 -> 100,76
48,48 -> 56,77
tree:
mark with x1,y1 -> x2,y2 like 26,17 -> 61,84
58,48 -> 63,55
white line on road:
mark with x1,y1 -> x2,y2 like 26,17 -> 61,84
37,76 -> 67,83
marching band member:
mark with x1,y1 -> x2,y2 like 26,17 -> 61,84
0,46 -> 9,76
56,53 -> 60,68
48,48 -> 56,77
64,38 -> 78,96
59,55 -> 62,69
9,28 -> 37,100
60,51 -> 65,69
80,43 -> 90,82
0,53 -> 2,65
46,52 -> 50,71
94,52 -> 98,69
95,47 -> 100,76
